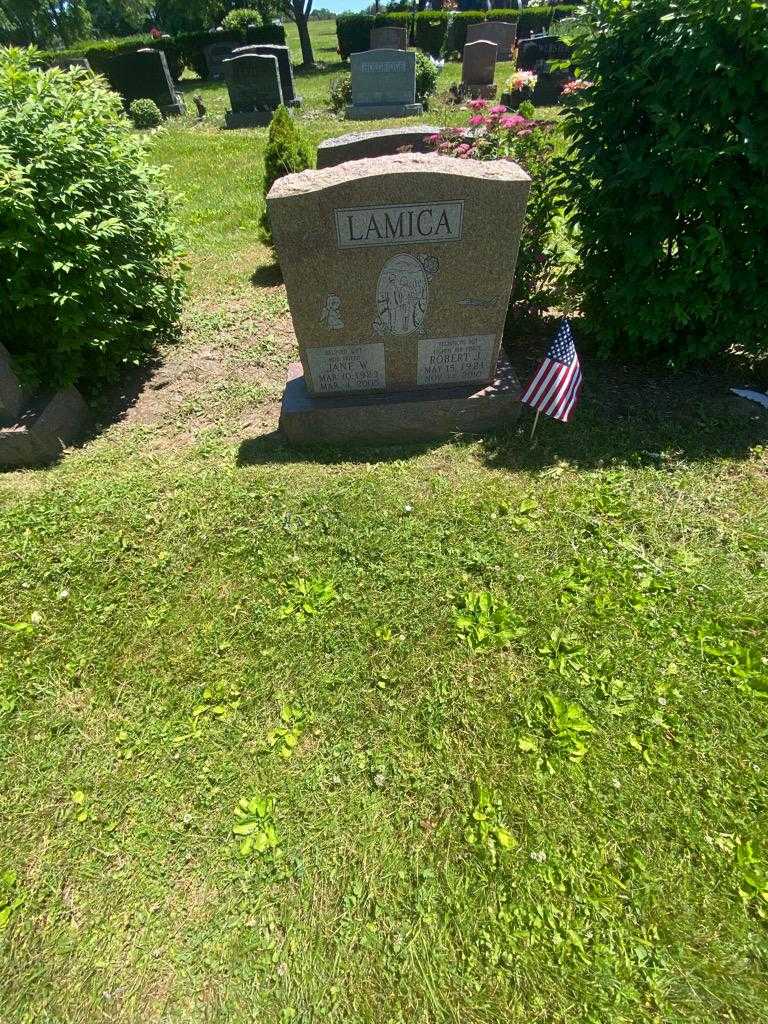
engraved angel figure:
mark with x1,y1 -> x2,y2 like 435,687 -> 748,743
320,294 -> 344,330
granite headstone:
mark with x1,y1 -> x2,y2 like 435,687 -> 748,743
232,44 -> 301,106
204,41 -> 236,80
267,153 -> 531,443
466,21 -> 517,61
316,126 -> 440,168
370,26 -> 408,51
347,48 -> 422,120
459,40 -> 498,99
223,53 -> 283,128
105,48 -> 185,116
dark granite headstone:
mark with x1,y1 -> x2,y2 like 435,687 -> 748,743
204,41 -> 236,80
232,44 -> 301,107
517,35 -> 572,70
458,39 -> 498,99
466,21 -> 517,60
105,49 -> 185,116
317,126 -> 440,168
223,53 -> 283,128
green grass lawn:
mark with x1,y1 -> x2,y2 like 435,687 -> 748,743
2,19 -> 768,1024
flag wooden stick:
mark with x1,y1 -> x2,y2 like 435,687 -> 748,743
529,410 -> 541,441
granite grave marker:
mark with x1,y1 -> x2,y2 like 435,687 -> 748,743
232,44 -> 301,106
267,153 -> 531,443
370,26 -> 408,51
460,40 -> 498,99
204,41 -> 236,80
223,53 -> 282,128
317,125 -> 440,168
105,48 -> 184,116
347,48 -> 422,120
466,21 -> 517,61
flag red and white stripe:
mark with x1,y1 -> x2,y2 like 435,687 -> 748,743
520,319 -> 582,423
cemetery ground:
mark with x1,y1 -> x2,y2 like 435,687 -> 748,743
2,20 -> 768,1024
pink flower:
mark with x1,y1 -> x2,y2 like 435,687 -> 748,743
489,104 -> 508,115
562,78 -> 594,95
426,133 -> 441,144
499,114 -> 527,129
455,143 -> 472,156
468,114 -> 487,126
466,98 -> 488,110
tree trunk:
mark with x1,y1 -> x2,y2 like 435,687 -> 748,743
295,12 -> 316,69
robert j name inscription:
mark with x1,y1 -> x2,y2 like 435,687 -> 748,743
335,202 -> 464,248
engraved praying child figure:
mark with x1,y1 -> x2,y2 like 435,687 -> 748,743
319,294 -> 343,330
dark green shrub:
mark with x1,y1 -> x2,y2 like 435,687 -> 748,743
415,51 -> 439,103
260,107 -> 314,243
129,97 -> 162,128
563,0 -> 768,364
37,35 -> 185,81
329,73 -> 352,114
221,8 -> 262,33
0,49 -> 184,390
413,12 -> 447,57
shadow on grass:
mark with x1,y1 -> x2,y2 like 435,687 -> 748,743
238,312 -> 768,472
251,263 -> 283,288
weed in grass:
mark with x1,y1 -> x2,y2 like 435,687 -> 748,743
278,577 -> 338,622
232,795 -> 282,860
454,591 -> 527,651
464,781 -> 516,868
266,702 -> 305,759
0,871 -> 23,931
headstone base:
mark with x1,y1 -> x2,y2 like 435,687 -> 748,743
160,94 -> 185,116
279,355 -> 521,445
225,109 -> 275,128
345,102 -> 424,121
455,83 -> 498,100
0,387 -> 90,469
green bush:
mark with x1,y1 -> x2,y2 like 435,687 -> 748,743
129,97 -> 162,128
328,73 -> 352,114
38,35 -> 185,81
220,8 -> 262,33
563,0 -> 768,365
0,49 -> 184,390
260,107 -> 314,244
413,12 -> 446,58
415,51 -> 439,104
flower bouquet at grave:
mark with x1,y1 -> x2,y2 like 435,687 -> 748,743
559,78 -> 593,107
500,70 -> 538,109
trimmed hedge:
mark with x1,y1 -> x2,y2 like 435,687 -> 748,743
38,34 -> 184,81
36,23 -> 287,82
337,8 -> 574,60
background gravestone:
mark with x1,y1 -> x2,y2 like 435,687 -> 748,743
347,49 -> 422,120
370,26 -> 408,51
317,126 -> 441,168
460,40 -> 498,99
204,42 -> 236,80
267,153 -> 531,443
223,53 -> 282,128
466,21 -> 517,61
105,49 -> 185,116
517,35 -> 573,70
232,44 -> 301,106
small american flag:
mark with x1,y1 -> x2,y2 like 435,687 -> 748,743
521,319 -> 582,423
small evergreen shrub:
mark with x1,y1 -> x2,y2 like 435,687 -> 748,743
415,51 -> 439,104
0,49 -> 184,390
563,0 -> 768,364
329,74 -> 352,114
260,107 -> 314,243
129,97 -> 162,129
221,8 -> 262,33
